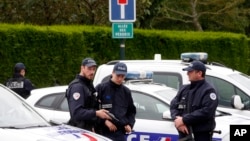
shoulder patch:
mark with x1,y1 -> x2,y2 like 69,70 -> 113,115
73,92 -> 81,100
210,93 -> 217,100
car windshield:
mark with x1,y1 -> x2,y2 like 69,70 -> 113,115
0,85 -> 50,128
229,73 -> 250,90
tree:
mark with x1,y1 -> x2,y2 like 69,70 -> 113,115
0,0 -> 109,25
152,0 -> 248,32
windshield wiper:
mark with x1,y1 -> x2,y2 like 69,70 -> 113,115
1,124 -> 49,129
22,125 -> 50,129
0,126 -> 22,129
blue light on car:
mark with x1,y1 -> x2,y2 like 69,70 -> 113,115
125,71 -> 153,80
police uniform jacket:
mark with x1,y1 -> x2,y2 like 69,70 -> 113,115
66,74 -> 98,130
95,79 -> 136,133
170,79 -> 218,133
5,73 -> 34,99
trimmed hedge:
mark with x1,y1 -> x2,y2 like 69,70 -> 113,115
0,24 -> 249,87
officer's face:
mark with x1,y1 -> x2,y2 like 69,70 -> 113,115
187,70 -> 203,81
111,72 -> 125,85
20,69 -> 25,76
81,66 -> 96,80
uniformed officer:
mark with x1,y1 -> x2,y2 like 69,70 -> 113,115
5,62 -> 34,99
66,58 -> 111,131
95,62 -> 136,141
170,60 -> 218,141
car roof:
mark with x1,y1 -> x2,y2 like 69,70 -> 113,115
108,59 -> 241,75
30,83 -> 175,96
93,59 -> 243,86
31,85 -> 68,95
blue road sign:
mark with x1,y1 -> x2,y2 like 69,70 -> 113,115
109,0 -> 136,22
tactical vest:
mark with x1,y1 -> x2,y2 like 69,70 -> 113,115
65,78 -> 98,130
6,77 -> 29,99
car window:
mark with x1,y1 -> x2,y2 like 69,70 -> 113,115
152,72 -> 182,90
131,91 -> 169,121
206,75 -> 250,109
35,93 -> 62,110
59,98 -> 69,111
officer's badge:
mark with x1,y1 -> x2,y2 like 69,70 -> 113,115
73,92 -> 80,100
210,93 -> 217,100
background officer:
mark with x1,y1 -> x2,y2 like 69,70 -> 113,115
66,57 -> 111,131
170,60 -> 218,141
95,62 -> 136,141
5,62 -> 34,99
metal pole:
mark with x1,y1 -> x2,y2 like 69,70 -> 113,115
120,39 -> 125,60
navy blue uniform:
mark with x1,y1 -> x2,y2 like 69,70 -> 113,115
5,73 -> 34,99
66,74 -> 98,131
170,79 -> 218,141
95,80 -> 136,141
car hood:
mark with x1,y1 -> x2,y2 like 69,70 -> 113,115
0,125 -> 111,141
213,115 -> 250,140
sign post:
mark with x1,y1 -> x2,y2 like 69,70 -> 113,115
109,0 -> 136,60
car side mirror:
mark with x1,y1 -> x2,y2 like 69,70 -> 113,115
162,110 -> 174,121
231,95 -> 244,110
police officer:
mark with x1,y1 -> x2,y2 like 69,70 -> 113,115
170,60 -> 218,141
95,62 -> 136,141
5,62 -> 34,99
66,57 -> 111,131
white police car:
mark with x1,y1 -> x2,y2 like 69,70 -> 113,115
26,72 -> 250,141
93,53 -> 250,117
0,84 -> 112,141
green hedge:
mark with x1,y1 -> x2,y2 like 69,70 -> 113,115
0,24 -> 249,88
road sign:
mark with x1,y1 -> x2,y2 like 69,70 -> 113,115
109,0 -> 136,22
112,23 -> 133,38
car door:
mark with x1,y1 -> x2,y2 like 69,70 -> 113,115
34,92 -> 70,123
126,91 -> 179,141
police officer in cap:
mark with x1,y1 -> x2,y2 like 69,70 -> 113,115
66,57 -> 111,131
5,62 -> 34,99
170,60 -> 218,141
95,62 -> 136,141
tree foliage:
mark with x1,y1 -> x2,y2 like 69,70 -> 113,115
0,0 -> 249,35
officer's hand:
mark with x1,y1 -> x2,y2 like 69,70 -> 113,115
124,125 -> 132,134
174,116 -> 184,128
177,125 -> 189,134
96,109 -> 112,120
105,120 -> 117,132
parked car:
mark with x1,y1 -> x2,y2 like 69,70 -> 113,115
0,83 -> 112,141
93,52 -> 250,116
26,76 -> 250,141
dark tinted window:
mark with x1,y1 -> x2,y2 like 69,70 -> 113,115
35,93 -> 63,110
153,72 -> 182,90
206,75 -> 250,109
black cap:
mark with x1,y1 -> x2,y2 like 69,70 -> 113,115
183,60 -> 206,72
82,58 -> 97,67
14,62 -> 26,72
113,62 -> 127,75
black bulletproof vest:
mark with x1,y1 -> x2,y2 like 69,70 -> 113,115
6,77 -> 29,99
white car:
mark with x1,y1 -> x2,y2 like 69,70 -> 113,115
93,52 -> 250,117
0,84 -> 112,141
26,78 -> 250,141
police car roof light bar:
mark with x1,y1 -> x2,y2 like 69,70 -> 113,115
125,71 -> 153,80
181,52 -> 208,64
